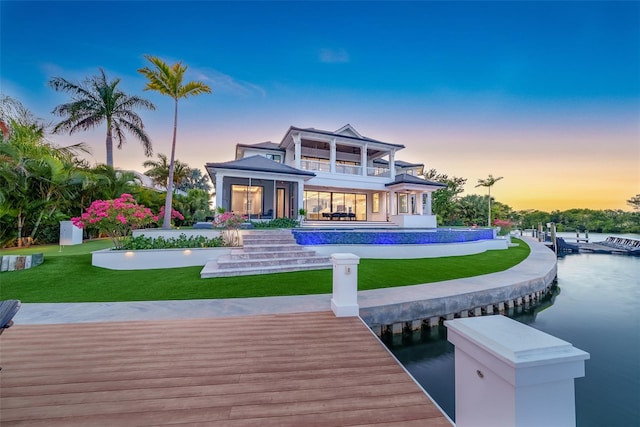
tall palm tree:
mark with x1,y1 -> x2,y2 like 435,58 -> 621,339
475,174 -> 503,227
138,55 -> 211,229
49,68 -> 156,167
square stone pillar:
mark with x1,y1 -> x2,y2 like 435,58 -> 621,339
331,253 -> 360,317
445,315 -> 589,427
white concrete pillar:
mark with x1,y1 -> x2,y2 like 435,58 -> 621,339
293,133 -> 302,169
389,150 -> 396,177
446,315 -> 589,427
417,192 -> 424,215
296,179 -> 304,215
215,173 -> 224,210
389,190 -> 396,216
330,138 -> 336,173
361,143 -> 368,176
330,253 -> 360,317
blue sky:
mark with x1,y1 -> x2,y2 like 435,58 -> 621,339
1,1 -> 638,210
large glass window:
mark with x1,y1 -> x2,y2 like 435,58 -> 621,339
231,185 -> 263,216
372,193 -> 380,213
304,191 -> 367,221
398,194 -> 408,213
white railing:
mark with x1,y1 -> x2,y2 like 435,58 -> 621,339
336,164 -> 362,175
367,166 -> 390,177
300,159 -> 331,172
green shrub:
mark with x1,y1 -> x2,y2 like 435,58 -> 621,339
119,234 -> 224,250
250,218 -> 299,229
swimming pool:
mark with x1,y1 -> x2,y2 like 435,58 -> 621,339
292,228 -> 495,245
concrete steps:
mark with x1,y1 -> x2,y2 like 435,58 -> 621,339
200,230 -> 332,278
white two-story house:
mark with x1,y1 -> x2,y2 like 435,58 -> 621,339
205,124 -> 446,227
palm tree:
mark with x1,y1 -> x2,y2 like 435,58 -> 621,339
143,153 -> 190,190
49,69 -> 155,167
475,174 -> 503,227
138,55 -> 211,229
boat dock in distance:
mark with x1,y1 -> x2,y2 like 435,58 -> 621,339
550,236 -> 640,255
578,237 -> 640,255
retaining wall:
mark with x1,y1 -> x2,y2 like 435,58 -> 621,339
358,237 -> 557,330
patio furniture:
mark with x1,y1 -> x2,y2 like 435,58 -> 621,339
0,299 -> 21,371
0,299 -> 20,335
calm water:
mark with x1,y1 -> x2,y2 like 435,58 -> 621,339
388,234 -> 640,426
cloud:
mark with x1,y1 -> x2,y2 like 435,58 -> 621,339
319,48 -> 350,64
191,68 -> 266,98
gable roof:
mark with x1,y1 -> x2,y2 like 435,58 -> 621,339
334,124 -> 363,138
283,125 -> 405,149
373,159 -> 424,168
236,141 -> 283,151
206,155 -> 315,177
385,173 -> 447,188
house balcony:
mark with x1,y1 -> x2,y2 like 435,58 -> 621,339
300,159 -> 393,178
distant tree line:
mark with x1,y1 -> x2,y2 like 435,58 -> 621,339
425,169 -> 640,233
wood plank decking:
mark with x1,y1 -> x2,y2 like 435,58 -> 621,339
0,312 -> 450,426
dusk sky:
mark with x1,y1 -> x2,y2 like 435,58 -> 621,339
1,1 -> 638,211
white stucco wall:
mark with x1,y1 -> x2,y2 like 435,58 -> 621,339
308,239 -> 507,259
390,214 -> 438,228
92,247 -> 230,270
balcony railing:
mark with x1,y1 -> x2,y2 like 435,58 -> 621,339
300,160 -> 403,178
367,166 -> 391,177
336,164 -> 362,175
300,159 -> 331,172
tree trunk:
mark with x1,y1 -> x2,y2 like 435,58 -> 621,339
17,209 -> 24,248
106,121 -> 114,167
162,99 -> 179,229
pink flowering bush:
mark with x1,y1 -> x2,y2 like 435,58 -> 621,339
72,194 -> 158,249
157,206 -> 185,226
492,219 -> 513,236
213,211 -> 246,246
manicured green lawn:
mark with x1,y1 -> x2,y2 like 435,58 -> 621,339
0,239 -> 530,303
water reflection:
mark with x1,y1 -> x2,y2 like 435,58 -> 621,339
385,252 -> 640,426
384,287 -> 560,422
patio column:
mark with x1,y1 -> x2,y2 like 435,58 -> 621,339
215,173 -> 224,210
389,190 -> 396,216
389,150 -> 396,177
330,138 -> 336,173
425,192 -> 432,215
293,133 -> 302,169
417,192 -> 424,215
297,179 -> 304,214
361,144 -> 368,176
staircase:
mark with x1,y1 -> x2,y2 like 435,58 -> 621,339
200,229 -> 332,278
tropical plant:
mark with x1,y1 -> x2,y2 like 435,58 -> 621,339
71,194 -> 158,249
627,194 -> 640,210
475,174 -> 503,227
0,96 -> 91,247
176,167 -> 211,192
49,68 -> 155,167
214,211 -> 245,246
423,169 -> 467,225
143,153 -> 190,189
493,219 -> 513,236
138,55 -> 212,229
119,234 -> 224,250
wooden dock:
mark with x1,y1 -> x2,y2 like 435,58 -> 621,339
0,312 -> 450,426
